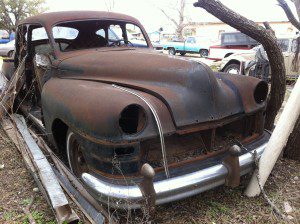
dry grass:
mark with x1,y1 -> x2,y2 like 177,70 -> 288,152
0,128 -> 55,224
154,159 -> 300,224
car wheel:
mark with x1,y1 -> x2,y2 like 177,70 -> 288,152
7,50 -> 14,58
224,63 -> 241,75
168,48 -> 176,55
199,49 -> 208,58
66,130 -> 89,178
180,52 -> 186,56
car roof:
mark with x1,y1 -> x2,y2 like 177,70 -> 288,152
18,11 -> 141,27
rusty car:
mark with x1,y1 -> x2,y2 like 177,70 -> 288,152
1,11 -> 271,209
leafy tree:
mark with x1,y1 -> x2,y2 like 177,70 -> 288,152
0,0 -> 47,33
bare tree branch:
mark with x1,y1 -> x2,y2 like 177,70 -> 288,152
158,8 -> 179,27
278,0 -> 300,30
194,0 -> 286,130
104,0 -> 115,12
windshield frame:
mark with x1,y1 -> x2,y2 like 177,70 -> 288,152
49,19 -> 152,56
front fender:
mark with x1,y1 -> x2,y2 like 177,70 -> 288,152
42,78 -> 175,145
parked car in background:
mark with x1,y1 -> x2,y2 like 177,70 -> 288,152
0,30 -> 14,44
3,11 -> 270,209
152,41 -> 164,53
208,32 -> 259,61
162,36 -> 209,57
0,40 -> 15,57
220,36 -> 300,81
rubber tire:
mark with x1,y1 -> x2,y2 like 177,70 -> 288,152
168,48 -> 176,55
66,130 -> 89,178
180,52 -> 186,56
223,63 -> 241,75
7,50 -> 14,58
199,49 -> 208,58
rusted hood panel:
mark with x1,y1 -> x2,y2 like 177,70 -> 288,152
56,48 -> 264,128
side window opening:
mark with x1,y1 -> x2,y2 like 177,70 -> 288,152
31,26 -> 53,56
52,26 -> 79,51
187,37 -> 196,44
96,29 -> 106,39
125,23 -> 148,48
109,24 -> 123,41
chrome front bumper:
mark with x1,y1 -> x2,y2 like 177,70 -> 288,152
82,142 -> 267,209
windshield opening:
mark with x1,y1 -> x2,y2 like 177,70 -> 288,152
52,20 -> 148,52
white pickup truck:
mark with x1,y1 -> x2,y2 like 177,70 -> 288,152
208,32 -> 259,61
219,36 -> 300,81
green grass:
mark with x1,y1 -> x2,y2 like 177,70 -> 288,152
22,211 -> 56,224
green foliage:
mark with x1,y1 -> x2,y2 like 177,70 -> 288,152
0,0 -> 48,32
22,211 -> 56,224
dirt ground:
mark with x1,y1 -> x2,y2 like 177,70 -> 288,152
0,129 -> 55,224
0,126 -> 299,224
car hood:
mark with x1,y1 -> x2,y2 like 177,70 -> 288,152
56,48 -> 261,128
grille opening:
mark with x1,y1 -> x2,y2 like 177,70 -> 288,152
141,114 -> 261,168
119,104 -> 146,135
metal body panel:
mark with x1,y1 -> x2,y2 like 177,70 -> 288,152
42,77 -> 175,144
54,48 -> 266,128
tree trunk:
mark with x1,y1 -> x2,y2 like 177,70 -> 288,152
295,0 -> 300,19
281,0 -> 300,161
194,0 -> 286,130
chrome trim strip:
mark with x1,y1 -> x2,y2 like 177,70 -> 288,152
112,84 -> 170,178
82,142 -> 266,209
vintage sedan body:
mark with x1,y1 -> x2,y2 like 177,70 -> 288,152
2,11 -> 270,209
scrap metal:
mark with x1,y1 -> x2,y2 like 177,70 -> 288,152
12,114 -> 79,223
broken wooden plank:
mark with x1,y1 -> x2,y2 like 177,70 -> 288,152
0,57 -> 26,118
12,114 -> 79,224
29,128 -> 114,224
53,168 -> 105,224
1,118 -> 52,208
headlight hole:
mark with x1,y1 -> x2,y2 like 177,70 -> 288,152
254,81 -> 268,104
119,104 -> 146,135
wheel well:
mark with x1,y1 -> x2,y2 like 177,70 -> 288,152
224,53 -> 233,58
227,60 -> 240,66
52,119 -> 68,154
222,60 -> 241,71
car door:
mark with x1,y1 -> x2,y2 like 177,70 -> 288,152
185,37 -> 197,52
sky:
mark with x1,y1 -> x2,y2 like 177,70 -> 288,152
45,0 -> 298,33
